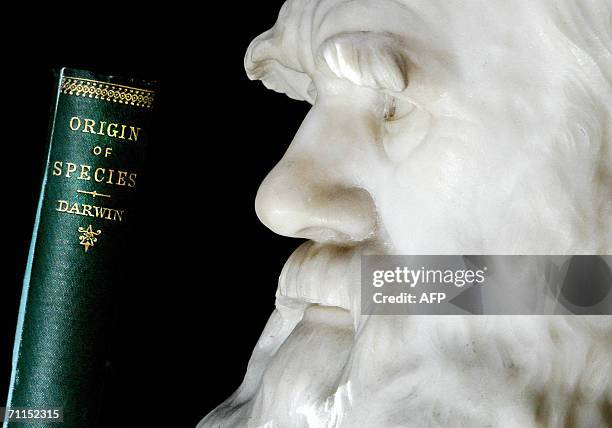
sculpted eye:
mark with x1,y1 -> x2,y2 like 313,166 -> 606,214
383,96 -> 397,121
383,95 -> 415,122
382,95 -> 431,160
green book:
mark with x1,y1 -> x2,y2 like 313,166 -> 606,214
4,68 -> 157,427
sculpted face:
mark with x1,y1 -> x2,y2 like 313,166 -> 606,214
200,0 -> 612,426
250,0 -> 611,256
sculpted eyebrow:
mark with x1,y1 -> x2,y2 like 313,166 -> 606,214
316,31 -> 410,93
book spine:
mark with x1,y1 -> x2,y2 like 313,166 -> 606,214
4,68 -> 157,428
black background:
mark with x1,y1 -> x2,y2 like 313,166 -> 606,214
1,3 -> 309,427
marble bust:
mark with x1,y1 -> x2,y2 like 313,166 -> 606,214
199,0 -> 612,426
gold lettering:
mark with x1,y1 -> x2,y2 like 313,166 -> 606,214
65,162 -> 77,177
81,204 -> 93,217
53,164 -> 137,187
69,117 -> 81,131
128,127 -> 140,141
94,206 -> 108,218
68,116 -> 141,142
83,119 -> 96,134
52,161 -> 62,176
56,200 -> 125,222
78,165 -> 91,180
56,200 -> 69,212
107,123 -> 118,138
117,171 -> 127,186
97,121 -> 107,135
113,210 -> 124,222
128,173 -> 137,188
94,168 -> 105,183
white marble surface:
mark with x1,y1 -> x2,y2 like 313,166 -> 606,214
199,0 -> 612,426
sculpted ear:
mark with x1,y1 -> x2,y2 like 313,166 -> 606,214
316,32 -> 411,93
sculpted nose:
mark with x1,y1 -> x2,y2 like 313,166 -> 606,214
255,160 -> 377,244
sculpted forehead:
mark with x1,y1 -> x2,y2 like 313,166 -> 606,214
246,0 -> 536,76
246,0 -> 612,101
245,0 -> 433,86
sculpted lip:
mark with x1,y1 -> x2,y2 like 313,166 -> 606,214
277,241 -> 362,311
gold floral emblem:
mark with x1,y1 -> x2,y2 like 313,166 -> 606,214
78,225 -> 102,252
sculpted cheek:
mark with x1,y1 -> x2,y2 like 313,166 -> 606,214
383,106 -> 432,162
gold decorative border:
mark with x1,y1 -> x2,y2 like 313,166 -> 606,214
60,77 -> 156,108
